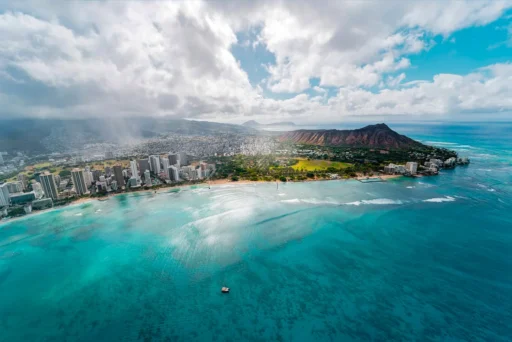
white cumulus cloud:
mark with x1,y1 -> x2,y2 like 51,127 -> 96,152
0,0 -> 510,123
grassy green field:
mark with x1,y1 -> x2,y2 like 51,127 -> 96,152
291,159 -> 352,171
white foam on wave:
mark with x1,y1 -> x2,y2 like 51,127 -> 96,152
477,183 -> 496,192
282,197 -> 405,206
423,196 -> 455,203
406,186 -> 415,189
281,199 -> 301,204
471,153 -> 496,160
75,213 -> 83,216
344,198 -> 403,206
281,198 -> 340,205
426,141 -> 457,145
278,193 -> 286,196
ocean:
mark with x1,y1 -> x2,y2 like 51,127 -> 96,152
0,123 -> 511,341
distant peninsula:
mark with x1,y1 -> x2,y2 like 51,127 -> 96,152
242,120 -> 296,128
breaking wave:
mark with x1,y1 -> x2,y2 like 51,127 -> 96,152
281,198 -> 340,205
477,183 -> 496,192
344,199 -> 403,206
425,141 -> 457,145
422,196 -> 456,203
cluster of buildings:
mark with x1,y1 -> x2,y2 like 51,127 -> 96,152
66,152 -> 216,196
384,157 -> 470,176
1,151 -> 217,218
120,152 -> 215,191
0,151 -> 27,178
0,174 -> 52,214
384,162 -> 419,176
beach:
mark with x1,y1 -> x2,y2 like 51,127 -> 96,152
1,174 -> 404,225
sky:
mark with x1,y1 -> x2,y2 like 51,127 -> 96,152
0,0 -> 511,124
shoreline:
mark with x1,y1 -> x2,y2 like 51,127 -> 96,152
1,175 -> 402,225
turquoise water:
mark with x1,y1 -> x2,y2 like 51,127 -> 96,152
1,123 -> 512,341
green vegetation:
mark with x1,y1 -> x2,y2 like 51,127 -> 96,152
31,162 -> 52,169
213,154 -> 359,182
290,159 -> 352,171
59,170 -> 71,177
7,207 -> 25,218
0,171 -> 18,182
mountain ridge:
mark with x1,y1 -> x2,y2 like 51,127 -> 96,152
279,123 -> 425,149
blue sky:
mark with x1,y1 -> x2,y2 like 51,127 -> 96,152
232,9 -> 512,103
0,1 -> 511,123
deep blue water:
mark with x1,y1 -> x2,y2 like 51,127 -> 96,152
1,123 -> 511,341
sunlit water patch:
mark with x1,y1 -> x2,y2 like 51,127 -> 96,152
1,123 -> 512,341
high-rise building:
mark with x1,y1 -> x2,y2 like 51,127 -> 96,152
179,152 -> 188,166
113,165 -> 125,189
149,156 -> 161,175
32,182 -> 44,199
17,173 -> 28,190
40,173 -> 59,200
105,166 -> 112,177
33,172 -> 42,183
6,181 -> 23,194
144,170 -> 152,187
138,159 -> 150,175
84,171 -> 93,187
54,175 -> 61,186
71,168 -> 89,196
130,160 -> 139,179
405,162 -> 418,175
92,170 -> 101,182
58,179 -> 69,191
168,153 -> 179,166
180,166 -> 196,180
0,183 -> 10,207
111,180 -> 118,191
96,181 -> 107,192
128,177 -> 140,188
169,166 -> 179,182
160,157 -> 170,179
122,169 -> 128,178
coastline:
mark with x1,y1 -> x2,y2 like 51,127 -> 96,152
1,175 -> 402,226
